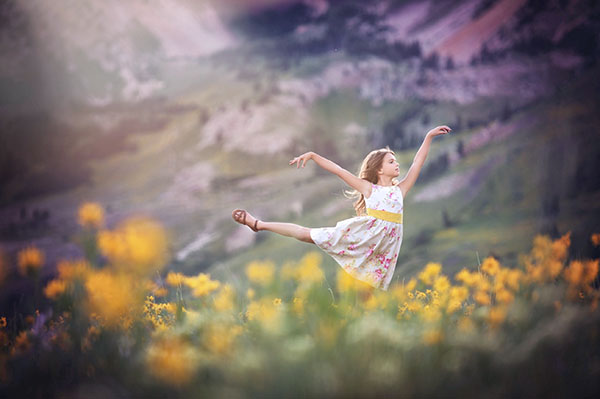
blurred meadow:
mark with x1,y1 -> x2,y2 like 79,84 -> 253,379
1,0 -> 600,397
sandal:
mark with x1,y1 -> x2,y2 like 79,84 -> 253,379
232,209 -> 260,232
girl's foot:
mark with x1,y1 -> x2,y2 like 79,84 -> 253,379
232,209 -> 261,232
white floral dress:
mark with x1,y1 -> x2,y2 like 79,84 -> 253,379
310,183 -> 404,291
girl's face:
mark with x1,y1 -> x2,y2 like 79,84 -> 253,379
379,152 -> 400,177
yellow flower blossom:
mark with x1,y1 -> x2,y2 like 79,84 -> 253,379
474,290 -> 491,306
56,259 -> 91,282
247,288 -> 255,299
505,269 -> 522,291
455,268 -> 477,287
146,335 -> 200,386
97,216 -> 169,276
77,202 -> 105,228
85,270 -> 141,329
213,284 -> 236,312
563,260 -> 584,286
583,259 -> 599,284
545,259 -> 563,279
44,279 -> 67,299
449,286 -> 469,303
481,257 -> 500,276
446,299 -> 462,314
419,262 -> 442,285
165,272 -> 186,287
294,252 -> 325,285
421,305 -> 442,322
488,306 -> 507,329
245,260 -> 275,286
495,288 -> 514,304
405,278 -> 417,292
184,273 -> 221,297
433,276 -> 450,293
551,232 -> 571,262
415,290 -> 427,300
17,246 -> 44,277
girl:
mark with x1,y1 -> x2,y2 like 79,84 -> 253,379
232,125 -> 451,291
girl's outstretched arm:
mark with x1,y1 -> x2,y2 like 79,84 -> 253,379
398,125 -> 451,197
290,152 -> 371,196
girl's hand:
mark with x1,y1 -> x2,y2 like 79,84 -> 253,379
289,152 -> 313,168
427,126 -> 451,137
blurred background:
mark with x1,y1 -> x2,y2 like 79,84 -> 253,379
1,0 -> 599,294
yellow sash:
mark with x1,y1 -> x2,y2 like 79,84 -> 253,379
366,208 -> 403,224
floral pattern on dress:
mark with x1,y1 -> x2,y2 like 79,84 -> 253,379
310,183 -> 404,291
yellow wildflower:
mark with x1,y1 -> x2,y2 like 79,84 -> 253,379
213,284 -> 236,312
455,268 -> 476,287
44,279 -> 67,299
165,272 -> 186,287
85,270 -> 141,329
481,257 -> 500,276
295,252 -> 325,285
505,269 -> 522,291
245,260 -> 275,286
583,259 -> 599,284
184,273 -> 221,297
551,232 -> 571,262
17,246 -> 44,277
247,288 -> 255,299
488,306 -> 507,329
474,290 -> 491,306
419,262 -> 442,285
446,299 -> 462,314
146,335 -> 200,386
422,305 -> 442,322
97,216 -> 169,276
449,286 -> 469,303
495,288 -> 514,304
77,202 -> 105,228
56,259 -> 91,282
563,260 -> 584,285
545,259 -> 563,279
405,278 -> 417,291
415,290 -> 427,300
433,276 -> 450,293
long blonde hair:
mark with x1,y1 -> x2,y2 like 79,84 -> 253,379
344,146 -> 399,216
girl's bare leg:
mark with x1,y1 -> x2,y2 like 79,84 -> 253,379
258,221 -> 315,244
233,209 -> 314,244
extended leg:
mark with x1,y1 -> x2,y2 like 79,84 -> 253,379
232,209 -> 314,244
258,221 -> 315,244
